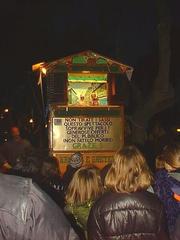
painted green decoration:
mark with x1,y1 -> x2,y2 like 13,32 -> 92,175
72,56 -> 87,64
96,58 -> 107,64
68,74 -> 107,82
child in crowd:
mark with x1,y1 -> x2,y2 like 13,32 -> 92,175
65,166 -> 103,239
154,142 -> 180,239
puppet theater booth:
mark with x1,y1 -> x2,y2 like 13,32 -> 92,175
32,50 -> 133,175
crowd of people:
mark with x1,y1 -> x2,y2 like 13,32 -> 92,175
0,126 -> 179,240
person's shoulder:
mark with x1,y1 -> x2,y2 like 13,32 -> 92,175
30,182 -> 79,236
118,191 -> 164,217
92,190 -> 162,213
0,173 -> 32,222
64,203 -> 73,214
0,173 -> 32,191
91,191 -> 122,212
132,190 -> 162,207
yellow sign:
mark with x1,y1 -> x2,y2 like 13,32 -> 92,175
52,116 -> 123,151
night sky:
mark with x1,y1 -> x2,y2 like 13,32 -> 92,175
0,0 -> 180,112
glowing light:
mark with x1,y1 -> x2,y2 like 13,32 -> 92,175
4,109 -> 9,113
32,62 -> 45,71
82,71 -> 90,74
41,67 -> 47,75
177,128 -> 180,132
29,118 -> 34,123
45,124 -> 48,128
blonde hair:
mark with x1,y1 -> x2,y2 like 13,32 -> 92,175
65,166 -> 103,204
105,145 -> 153,193
160,143 -> 180,171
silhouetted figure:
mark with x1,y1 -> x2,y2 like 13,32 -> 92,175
39,157 -> 65,208
0,126 -> 32,167
154,142 -> 180,238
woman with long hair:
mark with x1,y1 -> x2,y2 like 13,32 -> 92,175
88,145 -> 169,240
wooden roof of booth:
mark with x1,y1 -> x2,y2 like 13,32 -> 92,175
32,50 -> 133,80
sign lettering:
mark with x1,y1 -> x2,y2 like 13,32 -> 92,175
52,116 -> 122,151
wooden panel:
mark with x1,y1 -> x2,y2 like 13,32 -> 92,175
47,73 -> 67,104
54,152 -> 115,176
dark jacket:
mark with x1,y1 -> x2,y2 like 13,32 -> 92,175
154,169 -> 180,236
62,165 -> 80,192
87,190 -> 169,240
0,173 -> 79,240
38,175 -> 65,208
173,214 -> 180,240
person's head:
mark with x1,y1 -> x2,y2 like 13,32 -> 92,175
41,156 -> 59,178
65,166 -> 103,204
68,152 -> 83,169
11,126 -> 20,138
159,142 -> 180,171
10,148 -> 43,179
105,145 -> 153,193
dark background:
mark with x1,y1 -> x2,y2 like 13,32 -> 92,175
0,0 -> 179,144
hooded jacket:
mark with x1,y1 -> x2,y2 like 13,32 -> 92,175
0,173 -> 79,240
87,190 -> 169,240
